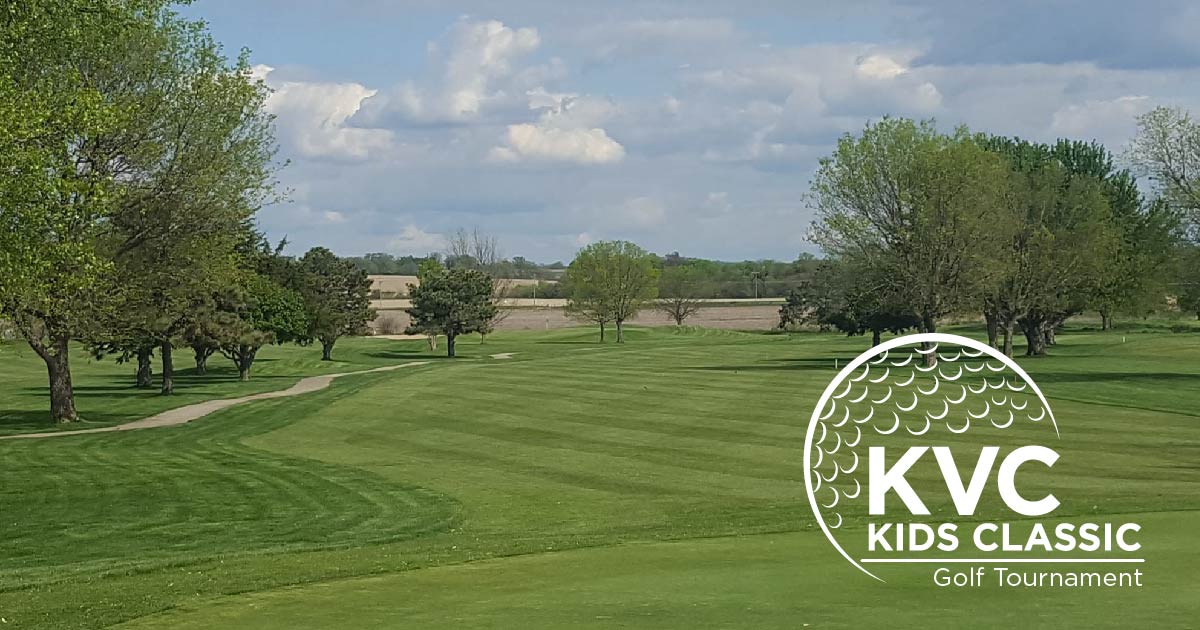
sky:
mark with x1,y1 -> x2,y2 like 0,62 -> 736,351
181,0 -> 1200,263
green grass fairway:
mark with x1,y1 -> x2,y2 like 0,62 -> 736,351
0,325 -> 1197,628
119,512 -> 1200,630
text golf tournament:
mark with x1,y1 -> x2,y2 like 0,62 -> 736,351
934,566 -> 1144,588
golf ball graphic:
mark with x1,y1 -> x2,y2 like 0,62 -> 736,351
804,333 -> 1058,580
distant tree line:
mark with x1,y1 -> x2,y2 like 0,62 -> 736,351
351,248 -> 825,300
347,250 -> 567,281
347,253 -> 430,276
0,2 -> 372,422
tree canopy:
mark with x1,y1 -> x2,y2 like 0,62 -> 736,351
811,118 -> 1011,363
298,247 -> 374,361
405,264 -> 497,357
564,241 -> 659,343
657,266 -> 705,326
0,0 -> 279,417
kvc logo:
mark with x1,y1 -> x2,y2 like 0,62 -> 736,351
804,333 -> 1142,583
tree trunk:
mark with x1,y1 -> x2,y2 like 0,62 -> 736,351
1044,326 -> 1056,347
446,333 -> 457,358
1100,310 -> 1111,331
160,341 -> 174,395
1002,321 -> 1015,358
136,346 -> 154,388
236,345 -> 256,381
615,319 -> 625,343
985,310 -> 999,348
1022,319 -> 1046,357
599,321 -> 606,343
427,335 -> 438,351
919,315 -> 937,367
193,345 -> 212,375
871,329 -> 881,347
44,336 -> 78,423
321,338 -> 335,361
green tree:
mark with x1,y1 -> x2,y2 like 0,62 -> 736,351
563,280 -> 614,341
405,266 -> 497,358
811,118 -> 1009,365
1129,107 -> 1200,224
1012,168 -> 1116,355
1090,196 -> 1181,329
182,298 -> 237,375
657,265 -> 705,325
781,260 -> 919,345
446,227 -> 510,341
298,247 -> 374,361
0,0 -> 278,414
0,0 -> 162,421
89,335 -> 157,388
980,136 -> 1148,354
103,24 -> 277,394
1177,246 -> 1200,320
777,289 -> 808,332
820,262 -> 920,347
1128,107 -> 1200,324
1048,138 -> 1179,330
564,241 -> 658,343
404,258 -> 446,350
218,275 -> 310,381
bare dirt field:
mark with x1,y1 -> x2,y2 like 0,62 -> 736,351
371,304 -> 781,334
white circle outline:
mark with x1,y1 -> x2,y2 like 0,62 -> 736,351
803,333 -> 1059,582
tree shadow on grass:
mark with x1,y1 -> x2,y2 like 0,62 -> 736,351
685,357 -> 846,373
364,349 -> 447,360
1027,371 -> 1200,386
0,409 -> 133,433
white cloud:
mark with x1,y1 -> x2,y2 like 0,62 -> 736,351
244,9 -> 1200,263
820,48 -> 943,115
574,18 -> 738,61
533,93 -> 620,129
353,19 -> 547,126
388,225 -> 447,255
490,123 -> 625,164
856,54 -> 909,80
1050,95 -> 1153,145
249,63 -> 273,83
703,191 -> 732,214
623,18 -> 735,43
257,65 -> 392,161
615,196 -> 668,227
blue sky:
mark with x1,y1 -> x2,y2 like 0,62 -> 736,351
182,0 -> 1200,262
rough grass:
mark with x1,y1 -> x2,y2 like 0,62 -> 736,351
0,325 -> 1196,628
